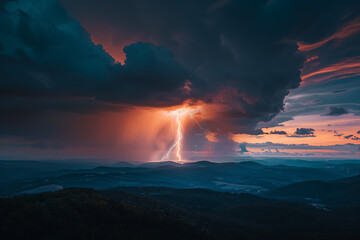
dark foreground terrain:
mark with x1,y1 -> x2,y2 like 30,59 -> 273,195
1,187 -> 360,240
0,188 -> 208,240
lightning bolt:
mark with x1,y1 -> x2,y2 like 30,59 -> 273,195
161,109 -> 184,162
161,104 -> 202,163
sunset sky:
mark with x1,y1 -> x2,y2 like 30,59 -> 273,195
0,0 -> 359,162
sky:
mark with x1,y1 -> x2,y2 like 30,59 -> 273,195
0,0 -> 359,162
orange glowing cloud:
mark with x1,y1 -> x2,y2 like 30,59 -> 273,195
205,131 -> 219,143
298,17 -> 360,52
301,57 -> 360,84
304,56 -> 319,64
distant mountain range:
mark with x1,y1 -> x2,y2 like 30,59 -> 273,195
1,159 -> 360,197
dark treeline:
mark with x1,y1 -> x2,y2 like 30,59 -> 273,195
1,188 -> 360,240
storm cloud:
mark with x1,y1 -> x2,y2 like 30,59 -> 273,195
0,0 -> 198,138
0,0 -> 194,107
1,0 -> 310,136
270,130 -> 287,135
324,106 -> 348,116
1,0 -> 359,161
238,143 -> 249,154
289,128 -> 316,137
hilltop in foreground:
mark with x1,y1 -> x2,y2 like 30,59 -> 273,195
1,187 -> 360,240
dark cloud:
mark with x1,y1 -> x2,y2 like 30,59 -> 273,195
59,0 -> 313,134
1,0 -> 360,149
344,135 -> 353,139
238,143 -> 248,154
257,116 -> 293,128
250,129 -> 265,136
351,136 -> 360,141
294,128 -> 315,136
99,42 -> 195,107
59,0 -> 360,135
0,0 -> 194,108
270,130 -> 287,135
268,0 -> 360,125
357,130 -> 360,134
286,127 -> 316,138
0,0 -> 197,139
323,106 -> 348,116
332,89 -> 346,93
334,130 -> 343,137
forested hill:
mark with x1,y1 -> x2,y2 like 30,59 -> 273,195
0,188 -> 209,240
1,187 -> 360,240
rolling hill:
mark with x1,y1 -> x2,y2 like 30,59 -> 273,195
264,175 -> 360,206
